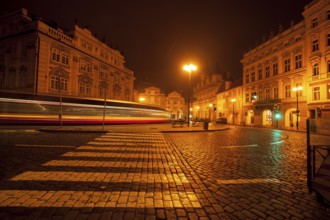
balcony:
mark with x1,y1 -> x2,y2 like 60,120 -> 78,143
253,99 -> 282,105
307,72 -> 330,82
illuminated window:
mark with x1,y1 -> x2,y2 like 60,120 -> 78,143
285,85 -> 291,98
327,84 -> 330,99
313,87 -> 320,100
284,59 -> 290,72
295,54 -> 302,69
312,39 -> 319,52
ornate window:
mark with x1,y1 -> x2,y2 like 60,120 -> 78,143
274,87 -> 279,99
51,47 -> 69,66
80,60 -> 93,73
79,83 -> 91,95
245,74 -> 249,84
295,54 -> 302,69
313,87 -> 320,100
50,76 -> 68,92
258,68 -> 262,80
258,90 -> 263,101
245,93 -> 249,103
273,63 -> 278,75
265,66 -> 270,78
284,59 -> 291,72
312,18 -> 318,28
265,89 -> 270,101
313,63 -> 319,76
312,39 -> 319,52
285,85 -> 291,98
251,72 -> 255,82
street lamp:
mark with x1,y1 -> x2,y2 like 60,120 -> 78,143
231,98 -> 236,124
58,77 -> 63,128
292,86 -> 303,130
183,64 -> 197,127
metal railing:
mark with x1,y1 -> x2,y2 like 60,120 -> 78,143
306,118 -> 330,203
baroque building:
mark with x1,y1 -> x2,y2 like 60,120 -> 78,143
136,86 -> 185,119
0,9 -> 134,101
238,0 -> 330,132
303,0 -> 330,132
165,91 -> 185,119
215,80 -> 243,124
137,87 -> 166,107
192,72 -> 228,121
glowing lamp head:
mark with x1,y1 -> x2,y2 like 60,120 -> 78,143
275,112 -> 281,119
183,64 -> 197,73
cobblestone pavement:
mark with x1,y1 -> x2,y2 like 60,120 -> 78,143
0,132 -> 230,219
166,127 -> 330,219
0,125 -> 329,219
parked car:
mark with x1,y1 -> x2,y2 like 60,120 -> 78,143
216,117 -> 227,124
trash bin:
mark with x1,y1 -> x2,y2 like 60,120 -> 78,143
203,121 -> 209,130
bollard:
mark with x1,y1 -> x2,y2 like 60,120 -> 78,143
203,121 -> 209,130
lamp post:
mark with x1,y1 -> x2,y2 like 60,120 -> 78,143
231,98 -> 236,124
58,77 -> 63,128
292,86 -> 303,130
183,64 -> 197,127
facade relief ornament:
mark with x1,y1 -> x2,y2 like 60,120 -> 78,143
292,46 -> 303,54
78,75 -> 92,84
50,67 -> 69,79
281,51 -> 290,58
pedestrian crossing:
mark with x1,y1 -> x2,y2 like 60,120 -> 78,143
0,133 -> 202,209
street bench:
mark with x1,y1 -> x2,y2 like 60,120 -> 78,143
172,120 -> 184,128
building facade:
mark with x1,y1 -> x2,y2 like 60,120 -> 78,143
215,80 -> 243,124
238,0 -> 330,132
136,86 -> 185,119
192,73 -> 227,121
165,91 -> 185,119
137,87 -> 166,107
303,0 -> 330,132
0,9 -> 134,101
